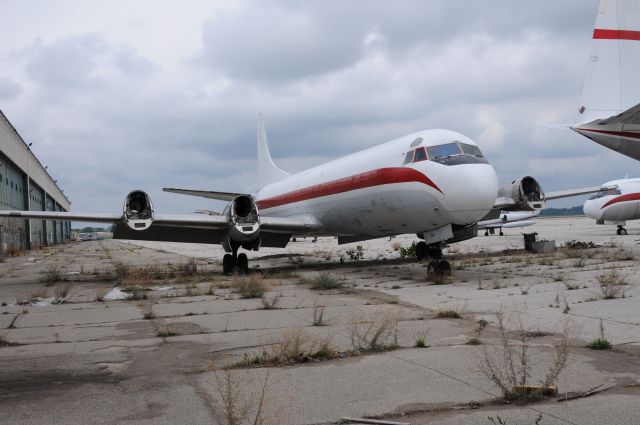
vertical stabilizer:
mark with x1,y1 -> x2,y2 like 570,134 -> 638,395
577,0 -> 640,125
257,113 -> 289,185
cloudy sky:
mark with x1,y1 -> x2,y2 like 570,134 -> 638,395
1,0 -> 637,217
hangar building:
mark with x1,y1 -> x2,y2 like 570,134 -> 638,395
0,110 -> 71,254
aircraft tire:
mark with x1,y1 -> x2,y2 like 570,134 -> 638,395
620,228 -> 628,236
416,241 -> 427,261
439,260 -> 451,276
223,254 -> 234,275
237,253 -> 249,274
426,260 -> 439,278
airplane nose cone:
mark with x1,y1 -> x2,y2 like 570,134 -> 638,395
583,200 -> 600,220
443,164 -> 498,224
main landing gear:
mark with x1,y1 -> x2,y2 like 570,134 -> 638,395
223,245 -> 249,275
415,241 -> 451,278
617,225 -> 628,236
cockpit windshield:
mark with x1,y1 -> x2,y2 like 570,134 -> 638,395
427,142 -> 462,158
404,141 -> 487,166
589,188 -> 622,200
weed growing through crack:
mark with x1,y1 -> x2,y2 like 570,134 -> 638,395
436,308 -> 462,319
42,265 -> 65,285
312,299 -> 326,326
346,311 -> 399,353
309,273 -> 344,290
212,364 -> 284,425
113,262 -> 130,282
587,319 -> 612,350
414,328 -> 429,348
478,310 -> 570,403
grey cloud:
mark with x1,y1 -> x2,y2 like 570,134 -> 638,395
25,35 -> 109,89
0,77 -> 22,99
114,47 -> 157,77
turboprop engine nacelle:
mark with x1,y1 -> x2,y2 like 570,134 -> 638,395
223,195 -> 261,251
497,176 -> 546,211
123,190 -> 154,231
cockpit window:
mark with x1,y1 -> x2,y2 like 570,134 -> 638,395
460,143 -> 484,158
427,142 -> 462,159
413,147 -> 428,162
589,188 -> 622,200
403,151 -> 413,165
402,141 -> 488,166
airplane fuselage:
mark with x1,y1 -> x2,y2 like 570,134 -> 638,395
254,129 -> 498,239
583,178 -> 640,224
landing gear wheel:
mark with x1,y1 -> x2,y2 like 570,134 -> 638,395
484,231 -> 489,236
223,254 -> 234,275
415,241 -> 427,261
617,226 -> 628,235
499,230 -> 504,236
427,259 -> 451,282
236,253 -> 249,274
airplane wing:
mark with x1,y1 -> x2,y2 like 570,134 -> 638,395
545,186 -> 612,201
163,188 -> 249,201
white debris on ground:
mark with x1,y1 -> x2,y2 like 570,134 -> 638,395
33,297 -> 55,307
103,288 -> 132,301
150,286 -> 174,291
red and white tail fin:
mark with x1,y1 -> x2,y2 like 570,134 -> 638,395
257,113 -> 289,185
577,0 -> 640,125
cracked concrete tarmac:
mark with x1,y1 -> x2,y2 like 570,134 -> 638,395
1,216 -> 640,424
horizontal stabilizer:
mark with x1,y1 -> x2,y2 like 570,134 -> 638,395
163,188 -> 249,201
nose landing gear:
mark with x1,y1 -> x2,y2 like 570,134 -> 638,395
415,241 -> 451,280
222,245 -> 250,275
617,225 -> 628,235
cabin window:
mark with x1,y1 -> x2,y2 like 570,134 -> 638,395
402,151 -> 414,165
413,147 -> 428,162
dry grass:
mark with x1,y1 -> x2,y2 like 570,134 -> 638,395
41,265 -> 66,284
232,275 -> 267,298
346,310 -> 399,353
212,365 -> 284,425
238,329 -> 336,367
54,283 -> 72,301
95,287 -> 109,302
598,268 -> 627,299
260,294 -> 280,310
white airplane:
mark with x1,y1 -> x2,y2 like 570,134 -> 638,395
477,210 -> 539,236
583,179 -> 640,235
2,114 -> 594,275
571,0 -> 640,160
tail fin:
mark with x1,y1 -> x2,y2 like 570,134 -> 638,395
257,113 -> 289,185
577,0 -> 640,125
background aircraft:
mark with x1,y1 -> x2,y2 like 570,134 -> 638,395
572,0 -> 640,160
568,0 -> 640,234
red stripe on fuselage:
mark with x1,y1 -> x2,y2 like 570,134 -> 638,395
593,29 -> 640,41
601,192 -> 640,209
256,167 -> 442,210
575,128 -> 640,140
